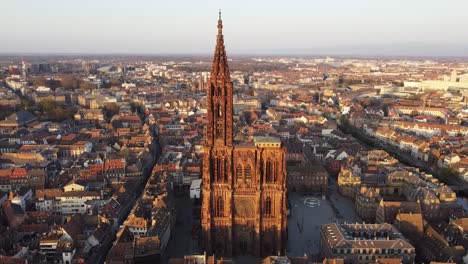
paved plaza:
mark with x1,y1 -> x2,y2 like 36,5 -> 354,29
162,194 -> 200,263
287,180 -> 361,259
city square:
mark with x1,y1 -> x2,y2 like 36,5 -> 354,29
287,185 -> 362,259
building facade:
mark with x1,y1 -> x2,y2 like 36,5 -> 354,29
35,188 -> 101,215
201,13 -> 287,257
320,223 -> 416,264
287,165 -> 328,194
354,187 -> 382,223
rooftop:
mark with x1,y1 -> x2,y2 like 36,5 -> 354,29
322,223 -> 414,250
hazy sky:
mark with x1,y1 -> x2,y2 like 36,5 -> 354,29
1,0 -> 468,56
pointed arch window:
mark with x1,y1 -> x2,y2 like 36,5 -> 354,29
245,164 -> 252,183
216,158 -> 223,182
264,197 -> 272,217
224,159 -> 228,182
215,196 -> 224,217
217,87 -> 222,96
265,160 -> 275,183
236,164 -> 243,182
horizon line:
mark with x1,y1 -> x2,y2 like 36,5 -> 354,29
1,52 -> 468,60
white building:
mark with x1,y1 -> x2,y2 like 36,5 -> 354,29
444,153 -> 461,168
11,188 -> 33,210
35,189 -> 101,215
190,179 -> 202,199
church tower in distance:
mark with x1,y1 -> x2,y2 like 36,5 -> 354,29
201,11 -> 288,257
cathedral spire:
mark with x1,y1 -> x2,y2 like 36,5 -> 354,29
218,9 -> 222,34
211,10 -> 230,79
206,11 -> 233,147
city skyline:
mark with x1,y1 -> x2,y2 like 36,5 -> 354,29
2,0 -> 468,56
0,3 -> 468,263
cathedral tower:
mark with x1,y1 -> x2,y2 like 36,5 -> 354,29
206,11 -> 234,147
201,11 -> 287,257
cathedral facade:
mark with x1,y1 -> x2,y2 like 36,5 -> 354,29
201,12 -> 288,257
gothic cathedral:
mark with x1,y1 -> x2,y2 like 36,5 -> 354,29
201,12 -> 288,257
